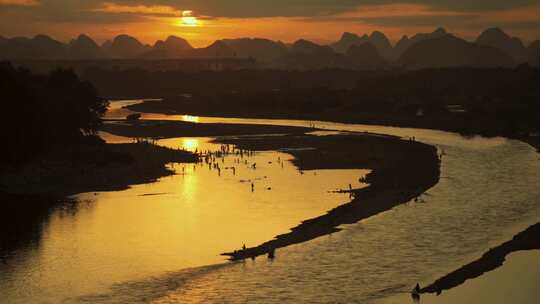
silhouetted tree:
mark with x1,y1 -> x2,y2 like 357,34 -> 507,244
0,62 -> 108,165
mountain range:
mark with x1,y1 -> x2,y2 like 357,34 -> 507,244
1,27 -> 538,70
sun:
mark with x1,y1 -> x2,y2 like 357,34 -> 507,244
180,10 -> 198,27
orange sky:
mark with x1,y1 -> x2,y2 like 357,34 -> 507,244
1,1 -> 540,46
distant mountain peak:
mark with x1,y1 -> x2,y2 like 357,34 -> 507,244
71,34 -> 98,46
208,40 -> 229,48
294,38 -> 315,45
165,35 -> 189,43
370,31 -> 387,39
33,34 -> 56,42
76,33 -> 93,40
477,27 -> 526,61
483,27 -> 505,35
68,34 -> 101,59
340,32 -> 359,40
331,32 -> 369,53
113,34 -> 139,43
107,34 -> 148,58
478,27 -> 512,41
399,34 -> 514,69
153,35 -> 192,50
433,27 -> 447,35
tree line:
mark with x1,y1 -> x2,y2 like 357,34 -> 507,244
0,62 -> 108,166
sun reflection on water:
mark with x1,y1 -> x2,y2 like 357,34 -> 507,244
182,115 -> 200,123
181,138 -> 199,152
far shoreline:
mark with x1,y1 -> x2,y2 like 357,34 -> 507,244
125,99 -> 540,153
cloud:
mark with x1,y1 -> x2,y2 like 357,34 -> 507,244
323,3 -> 540,36
3,1 -> 540,24
98,0 -> 540,18
0,0 -> 39,6
93,2 -> 181,17
1,0 -> 540,44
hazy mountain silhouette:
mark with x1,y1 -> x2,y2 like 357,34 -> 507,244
221,38 -> 287,62
528,40 -> 540,65
529,40 -> 540,53
331,32 -> 369,53
476,28 -> 526,62
346,43 -> 386,69
275,39 -> 348,70
291,39 -> 335,55
140,36 -> 192,59
368,31 -> 393,60
68,34 -> 103,59
31,35 -> 68,59
156,35 -> 192,52
331,31 -> 392,60
0,37 -> 31,59
104,34 -> 150,58
399,34 -> 514,69
0,35 -> 68,59
394,27 -> 448,59
1,27 -> 538,69
187,40 -> 236,58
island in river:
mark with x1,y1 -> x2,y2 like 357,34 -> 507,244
103,118 -> 441,261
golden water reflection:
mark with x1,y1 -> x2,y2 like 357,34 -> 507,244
0,135 -> 369,303
181,115 -> 200,123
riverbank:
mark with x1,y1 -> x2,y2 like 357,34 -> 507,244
0,140 -> 198,253
126,99 -> 540,153
102,119 -> 313,138
420,221 -> 540,294
0,140 -> 198,196
215,133 -> 440,260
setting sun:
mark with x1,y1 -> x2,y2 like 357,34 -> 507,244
180,10 -> 198,27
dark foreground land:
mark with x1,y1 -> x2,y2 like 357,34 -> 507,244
0,139 -> 198,254
215,133 -> 441,260
0,140 -> 197,196
102,119 -> 313,138
421,221 -> 540,294
0,63 -> 202,255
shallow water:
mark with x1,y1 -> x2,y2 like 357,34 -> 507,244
1,100 -> 539,303
379,250 -> 540,304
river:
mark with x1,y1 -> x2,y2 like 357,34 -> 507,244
1,100 -> 539,303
